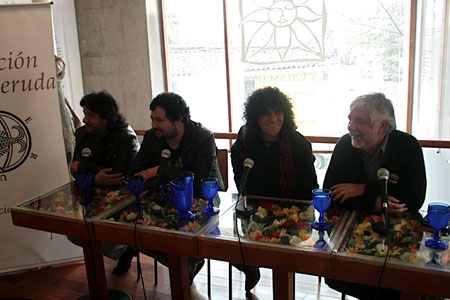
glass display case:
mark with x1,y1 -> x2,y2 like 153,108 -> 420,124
10,181 -> 134,300
331,210 -> 450,298
97,191 -> 236,235
93,191 -> 237,300
16,181 -> 132,219
199,195 -> 349,252
335,211 -> 450,271
196,195 -> 351,300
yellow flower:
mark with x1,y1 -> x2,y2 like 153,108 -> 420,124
400,252 -> 418,263
346,246 -> 359,254
268,237 -> 281,243
255,207 -> 268,218
271,219 -> 282,229
288,214 -> 299,222
355,224 -> 367,235
273,208 -> 286,217
298,230 -> 311,241
286,206 -> 299,215
184,221 -> 200,232
354,235 -> 364,245
299,207 -> 314,219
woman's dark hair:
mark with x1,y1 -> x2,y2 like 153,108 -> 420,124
80,91 -> 127,129
150,92 -> 191,123
244,86 -> 296,140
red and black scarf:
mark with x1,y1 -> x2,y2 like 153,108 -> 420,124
240,131 -> 296,197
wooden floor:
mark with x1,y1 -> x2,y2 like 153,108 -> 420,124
0,255 -> 356,300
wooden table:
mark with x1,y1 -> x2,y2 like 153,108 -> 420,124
197,196 -> 348,300
197,196 -> 450,300
10,182 -> 133,300
93,191 -> 236,300
12,188 -> 449,300
328,211 -> 450,300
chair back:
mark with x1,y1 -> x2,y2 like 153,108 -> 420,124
217,149 -> 228,191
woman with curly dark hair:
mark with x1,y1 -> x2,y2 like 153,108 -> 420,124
231,86 -> 318,199
230,86 -> 319,292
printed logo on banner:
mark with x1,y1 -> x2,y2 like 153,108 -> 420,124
0,110 -> 32,174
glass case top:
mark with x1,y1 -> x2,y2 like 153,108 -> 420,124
338,211 -> 450,272
19,182 -> 132,219
103,192 -> 232,234
202,196 -> 346,252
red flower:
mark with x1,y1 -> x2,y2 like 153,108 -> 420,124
283,218 -> 297,229
259,201 -> 273,213
297,221 -> 310,229
271,230 -> 281,238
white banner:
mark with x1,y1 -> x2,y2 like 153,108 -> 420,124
0,3 -> 82,273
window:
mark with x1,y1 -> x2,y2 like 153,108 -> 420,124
160,0 -> 450,207
412,0 -> 449,140
164,0 -> 411,137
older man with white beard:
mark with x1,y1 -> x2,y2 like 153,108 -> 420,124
323,92 -> 426,213
323,93 -> 429,300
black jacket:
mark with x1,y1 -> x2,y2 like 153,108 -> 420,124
231,126 -> 318,200
128,120 -> 224,197
73,125 -> 139,179
323,130 -> 426,212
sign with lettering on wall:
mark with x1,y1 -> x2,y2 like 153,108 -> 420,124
0,2 -> 81,273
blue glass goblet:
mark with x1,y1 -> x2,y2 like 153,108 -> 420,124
202,177 -> 220,216
425,202 -> 450,250
312,188 -> 331,231
76,173 -> 92,205
314,230 -> 328,249
127,176 -> 144,212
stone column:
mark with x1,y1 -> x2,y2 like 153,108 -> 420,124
74,0 -> 152,130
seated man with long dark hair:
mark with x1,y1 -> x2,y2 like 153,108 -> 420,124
69,91 -> 139,261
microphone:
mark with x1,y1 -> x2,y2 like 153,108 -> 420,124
373,168 -> 393,236
158,149 -> 171,178
377,168 -> 389,212
80,148 -> 91,174
151,149 -> 171,206
236,158 -> 254,217
239,158 -> 254,194
76,148 -> 92,205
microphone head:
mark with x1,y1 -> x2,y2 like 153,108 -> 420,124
377,168 -> 389,180
161,149 -> 171,159
243,158 -> 254,169
81,148 -> 91,158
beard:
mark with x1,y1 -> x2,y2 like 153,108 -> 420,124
350,131 -> 364,149
154,127 -> 178,140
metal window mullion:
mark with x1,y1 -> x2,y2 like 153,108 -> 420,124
438,0 -> 450,140
222,0 -> 233,150
160,0 -> 170,92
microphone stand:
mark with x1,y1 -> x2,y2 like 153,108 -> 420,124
373,192 -> 393,236
235,186 -> 254,217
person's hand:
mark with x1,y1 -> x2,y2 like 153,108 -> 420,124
330,183 -> 366,203
376,196 -> 408,213
135,166 -> 159,182
70,161 -> 79,175
94,168 -> 125,186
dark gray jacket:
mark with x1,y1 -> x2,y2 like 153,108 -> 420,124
324,130 -> 426,212
129,120 -> 224,197
73,125 -> 139,179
